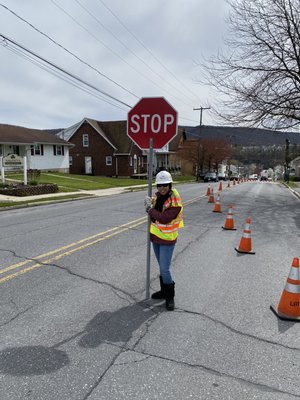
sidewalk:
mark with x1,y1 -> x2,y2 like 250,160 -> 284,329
0,185 -> 147,203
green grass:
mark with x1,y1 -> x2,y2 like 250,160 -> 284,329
0,173 -> 195,208
286,181 -> 297,189
6,172 -> 150,191
5,172 -> 194,191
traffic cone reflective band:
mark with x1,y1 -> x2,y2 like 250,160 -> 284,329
213,193 -> 222,212
218,181 -> 223,191
206,184 -> 211,196
235,217 -> 255,254
270,258 -> 300,321
208,188 -> 215,203
222,204 -> 236,230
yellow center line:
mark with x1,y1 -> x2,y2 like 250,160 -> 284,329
0,220 -> 145,284
0,196 -> 203,284
0,216 -> 146,276
0,221 -> 145,283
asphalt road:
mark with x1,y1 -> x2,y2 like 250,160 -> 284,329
0,181 -> 300,400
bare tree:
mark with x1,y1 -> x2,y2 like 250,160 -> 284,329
202,0 -> 300,129
179,138 -> 231,178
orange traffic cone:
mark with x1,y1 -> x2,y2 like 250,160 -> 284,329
227,181 -> 230,188
222,204 -> 236,230
218,181 -> 223,191
233,179 -> 236,186
270,258 -> 300,321
206,184 -> 211,196
213,193 -> 222,212
235,217 -> 255,254
208,188 -> 215,203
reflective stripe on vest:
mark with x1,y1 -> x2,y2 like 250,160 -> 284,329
150,188 -> 183,241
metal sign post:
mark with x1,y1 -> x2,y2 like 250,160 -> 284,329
145,138 -> 154,299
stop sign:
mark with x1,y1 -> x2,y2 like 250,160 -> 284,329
127,97 -> 178,150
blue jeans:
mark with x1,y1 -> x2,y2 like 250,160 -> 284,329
152,243 -> 175,284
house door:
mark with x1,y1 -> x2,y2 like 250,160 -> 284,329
85,156 -> 92,174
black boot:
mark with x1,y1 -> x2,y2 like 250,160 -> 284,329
165,282 -> 175,311
151,276 -> 166,299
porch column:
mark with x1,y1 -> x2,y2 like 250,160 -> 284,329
0,156 -> 4,183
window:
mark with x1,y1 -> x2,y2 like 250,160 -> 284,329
53,145 -> 64,156
106,156 -> 112,166
30,144 -> 44,156
12,145 -> 20,155
82,134 -> 89,147
69,156 -> 73,166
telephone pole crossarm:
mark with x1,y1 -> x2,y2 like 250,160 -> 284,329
193,106 -> 211,128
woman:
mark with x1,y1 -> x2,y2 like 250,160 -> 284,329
144,170 -> 183,310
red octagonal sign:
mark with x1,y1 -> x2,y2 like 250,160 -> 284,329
127,97 -> 178,150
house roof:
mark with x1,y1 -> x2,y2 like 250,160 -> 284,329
0,124 -> 72,146
58,118 -> 184,154
97,120 -> 132,153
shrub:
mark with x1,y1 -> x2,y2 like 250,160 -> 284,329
27,169 -> 41,184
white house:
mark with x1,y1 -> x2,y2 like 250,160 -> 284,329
0,123 -> 73,172
290,156 -> 300,177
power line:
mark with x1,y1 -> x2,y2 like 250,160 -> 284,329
0,34 -> 199,124
50,0 -> 194,108
0,3 -> 139,100
97,0 -> 202,103
73,0 -> 198,106
0,34 -> 131,110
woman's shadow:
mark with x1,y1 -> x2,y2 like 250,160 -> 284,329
0,301 -> 161,377
79,301 -> 162,349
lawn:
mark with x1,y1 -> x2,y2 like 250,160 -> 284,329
5,172 -> 194,192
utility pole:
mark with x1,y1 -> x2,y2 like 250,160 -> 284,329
193,106 -> 210,180
285,138 -> 290,182
193,106 -> 211,129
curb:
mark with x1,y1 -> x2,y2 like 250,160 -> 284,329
282,182 -> 300,199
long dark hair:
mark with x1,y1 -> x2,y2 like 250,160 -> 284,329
154,183 -> 172,212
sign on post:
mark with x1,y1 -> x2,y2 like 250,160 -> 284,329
127,97 -> 178,299
3,154 -> 24,167
127,97 -> 178,150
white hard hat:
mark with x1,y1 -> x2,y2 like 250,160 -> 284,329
155,171 -> 173,184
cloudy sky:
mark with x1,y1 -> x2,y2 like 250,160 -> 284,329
0,0 -> 229,130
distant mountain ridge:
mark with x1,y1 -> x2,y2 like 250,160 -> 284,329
180,125 -> 300,146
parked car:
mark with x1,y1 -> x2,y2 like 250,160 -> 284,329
249,174 -> 258,180
260,175 -> 268,181
217,172 -> 228,181
198,171 -> 208,180
203,172 -> 218,182
229,173 -> 239,181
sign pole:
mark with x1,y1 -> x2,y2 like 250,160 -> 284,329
146,138 -> 154,299
23,156 -> 27,185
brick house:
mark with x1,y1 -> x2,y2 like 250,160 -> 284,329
58,118 -> 185,177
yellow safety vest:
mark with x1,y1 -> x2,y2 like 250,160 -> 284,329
150,188 -> 184,241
